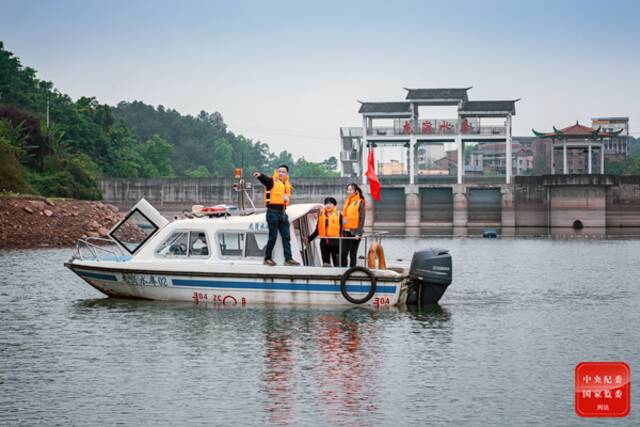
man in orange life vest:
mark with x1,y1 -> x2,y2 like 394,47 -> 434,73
306,197 -> 342,267
253,165 -> 300,266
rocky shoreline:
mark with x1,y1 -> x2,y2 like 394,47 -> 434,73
0,196 -> 124,249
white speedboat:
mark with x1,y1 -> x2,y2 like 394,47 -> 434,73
65,199 -> 452,306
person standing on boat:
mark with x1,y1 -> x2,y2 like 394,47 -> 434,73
341,183 -> 365,267
253,165 -> 300,267
306,197 -> 342,267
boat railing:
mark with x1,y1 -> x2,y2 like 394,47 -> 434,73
72,236 -> 129,262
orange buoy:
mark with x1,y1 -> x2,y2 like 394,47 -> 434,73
367,242 -> 386,270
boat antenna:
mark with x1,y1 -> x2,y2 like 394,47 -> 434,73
233,155 -> 256,216
240,152 -> 245,214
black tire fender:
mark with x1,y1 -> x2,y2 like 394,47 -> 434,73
340,266 -> 377,304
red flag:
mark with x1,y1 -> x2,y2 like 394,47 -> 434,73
365,146 -> 381,202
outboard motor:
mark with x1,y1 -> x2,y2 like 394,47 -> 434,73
407,248 -> 452,305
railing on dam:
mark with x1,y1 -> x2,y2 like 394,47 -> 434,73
99,176 -> 354,207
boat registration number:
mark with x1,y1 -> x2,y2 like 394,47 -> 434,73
373,296 -> 391,306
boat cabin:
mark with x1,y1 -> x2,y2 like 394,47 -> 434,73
108,199 -> 329,266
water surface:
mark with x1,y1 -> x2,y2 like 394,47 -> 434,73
1,238 -> 638,426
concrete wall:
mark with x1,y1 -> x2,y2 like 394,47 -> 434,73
606,176 -> 640,227
99,175 -> 640,228
99,177 -> 353,210
513,176 -> 548,227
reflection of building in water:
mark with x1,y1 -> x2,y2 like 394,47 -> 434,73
263,319 -> 294,425
316,313 -> 379,422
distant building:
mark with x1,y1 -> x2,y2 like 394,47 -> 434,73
532,121 -> 623,174
416,144 -> 446,171
379,160 -> 405,175
591,117 -> 629,159
467,142 -> 533,176
339,127 -> 363,177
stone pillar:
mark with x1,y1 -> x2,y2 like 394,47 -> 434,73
600,145 -> 605,174
405,186 -> 420,231
501,186 -> 516,228
506,114 -> 512,184
409,136 -> 415,185
588,144 -> 592,174
452,185 -> 468,227
456,135 -> 463,185
563,143 -> 568,175
361,116 -> 368,186
551,145 -> 555,174
363,188 -> 375,231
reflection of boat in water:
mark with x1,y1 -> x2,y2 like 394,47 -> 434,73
65,199 -> 453,306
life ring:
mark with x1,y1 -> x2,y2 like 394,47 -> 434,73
340,266 -> 377,304
367,242 -> 386,270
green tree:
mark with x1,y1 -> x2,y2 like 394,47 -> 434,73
628,156 -> 640,175
605,159 -> 626,175
322,156 -> 338,171
0,126 -> 31,193
186,165 -> 211,177
213,138 -> 234,175
291,157 -> 340,177
140,134 -> 174,176
269,150 -> 295,172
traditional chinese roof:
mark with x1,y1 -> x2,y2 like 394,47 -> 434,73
460,100 -> 518,116
532,121 -> 624,139
357,101 -> 411,116
404,87 -> 471,102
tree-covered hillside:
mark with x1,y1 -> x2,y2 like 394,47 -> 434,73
0,42 -> 337,199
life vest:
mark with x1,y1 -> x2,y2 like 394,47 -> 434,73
264,172 -> 292,206
318,208 -> 340,238
342,194 -> 364,230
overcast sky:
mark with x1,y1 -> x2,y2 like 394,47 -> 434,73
2,0 -> 639,161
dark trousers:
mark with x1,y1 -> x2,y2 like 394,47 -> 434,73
320,239 -> 339,266
340,232 -> 361,267
265,208 -> 292,261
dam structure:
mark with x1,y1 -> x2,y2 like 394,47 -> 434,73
99,175 -> 640,232
99,87 -> 638,232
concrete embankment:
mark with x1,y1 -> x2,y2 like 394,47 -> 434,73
0,196 -> 123,249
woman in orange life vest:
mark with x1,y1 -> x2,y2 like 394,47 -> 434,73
341,183 -> 366,267
306,197 -> 342,267
253,165 -> 300,267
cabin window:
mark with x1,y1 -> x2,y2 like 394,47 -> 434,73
156,230 -> 209,257
189,232 -> 209,256
218,232 -> 267,258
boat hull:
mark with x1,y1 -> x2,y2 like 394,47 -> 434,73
66,264 -> 405,307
